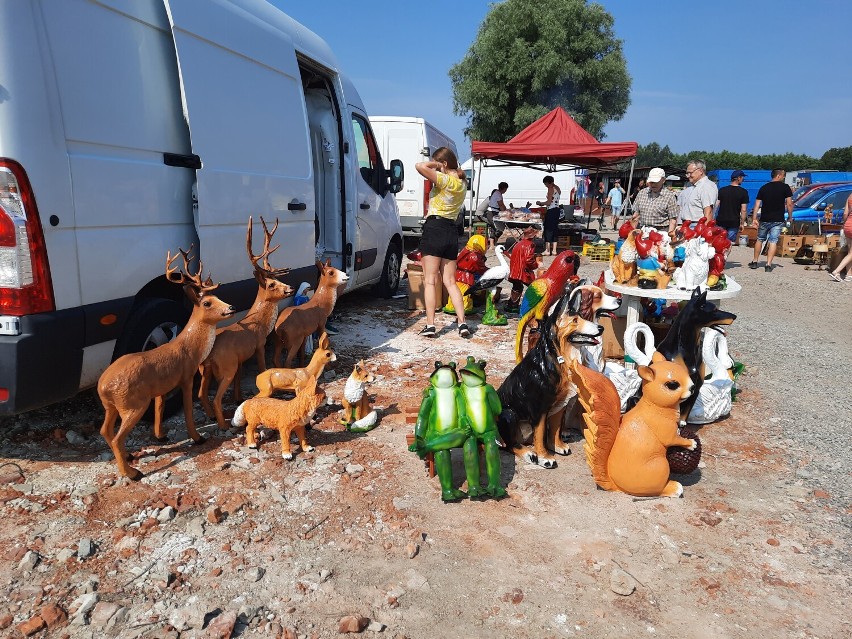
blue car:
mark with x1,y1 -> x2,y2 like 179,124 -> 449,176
791,182 -> 852,222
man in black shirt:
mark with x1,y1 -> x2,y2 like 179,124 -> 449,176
715,170 -> 750,243
749,169 -> 793,272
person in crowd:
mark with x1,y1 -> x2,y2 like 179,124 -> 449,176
683,159 -> 718,222
828,190 -> 852,281
630,167 -> 679,234
715,170 -> 750,243
414,146 -> 471,338
677,182 -> 694,224
605,178 -> 626,230
485,182 -> 509,249
536,175 -> 562,255
749,169 -> 793,273
630,178 -> 646,205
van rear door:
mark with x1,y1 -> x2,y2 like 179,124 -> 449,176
164,0 -> 314,283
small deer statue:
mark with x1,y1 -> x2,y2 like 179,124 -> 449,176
233,374 -> 327,460
198,217 -> 293,429
272,259 -> 349,367
98,247 -> 234,480
255,332 -> 336,398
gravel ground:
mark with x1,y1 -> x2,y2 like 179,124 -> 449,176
712,243 -> 851,544
0,234 -> 848,638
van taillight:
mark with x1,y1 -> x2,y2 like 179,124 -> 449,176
423,179 -> 431,217
0,160 -> 55,315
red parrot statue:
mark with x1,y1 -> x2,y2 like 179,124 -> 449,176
514,250 -> 580,362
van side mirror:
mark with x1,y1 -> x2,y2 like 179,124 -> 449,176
388,159 -> 404,194
816,202 -> 827,211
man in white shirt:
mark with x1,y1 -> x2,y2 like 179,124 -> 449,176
475,182 -> 508,249
683,159 -> 718,222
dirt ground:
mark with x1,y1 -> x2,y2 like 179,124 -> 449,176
0,245 -> 849,639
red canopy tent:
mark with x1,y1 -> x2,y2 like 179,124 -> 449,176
471,107 -> 637,169
469,107 -> 638,228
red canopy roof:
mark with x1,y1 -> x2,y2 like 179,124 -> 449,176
471,107 -> 637,168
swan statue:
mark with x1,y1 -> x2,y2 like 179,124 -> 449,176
687,330 -> 734,424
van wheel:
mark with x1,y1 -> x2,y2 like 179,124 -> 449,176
374,243 -> 401,298
113,298 -> 191,421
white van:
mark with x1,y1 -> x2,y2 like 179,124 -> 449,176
462,159 -> 576,211
0,0 -> 404,415
369,116 -> 463,236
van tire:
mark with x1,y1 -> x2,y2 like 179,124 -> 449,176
375,243 -> 401,298
113,298 -> 192,421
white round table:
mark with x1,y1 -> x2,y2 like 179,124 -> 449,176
604,270 -> 742,367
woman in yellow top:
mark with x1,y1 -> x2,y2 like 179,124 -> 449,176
415,147 -> 471,338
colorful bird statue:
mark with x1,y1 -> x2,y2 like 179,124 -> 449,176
514,250 -> 579,362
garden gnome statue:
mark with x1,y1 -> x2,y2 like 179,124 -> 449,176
444,234 -> 487,314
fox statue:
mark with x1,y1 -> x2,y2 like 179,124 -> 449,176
570,352 -> 698,498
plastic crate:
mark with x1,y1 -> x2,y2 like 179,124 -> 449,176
582,242 -> 615,262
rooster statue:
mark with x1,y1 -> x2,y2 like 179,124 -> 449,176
514,250 -> 580,363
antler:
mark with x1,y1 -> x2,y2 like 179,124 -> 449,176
247,216 -> 289,278
165,244 -> 219,293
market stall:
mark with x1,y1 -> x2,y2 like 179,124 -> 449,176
469,107 -> 638,230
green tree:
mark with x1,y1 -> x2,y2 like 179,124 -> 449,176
450,0 -> 630,142
636,143 -> 676,168
820,146 -> 852,170
636,143 -> 822,173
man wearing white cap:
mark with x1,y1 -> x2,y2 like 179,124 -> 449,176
630,167 -> 679,234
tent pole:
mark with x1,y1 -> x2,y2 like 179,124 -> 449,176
467,144 -> 476,231
625,158 -> 635,218
474,156 -> 484,232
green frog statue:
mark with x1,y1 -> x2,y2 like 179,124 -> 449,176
408,359 -> 507,502
457,356 -> 507,499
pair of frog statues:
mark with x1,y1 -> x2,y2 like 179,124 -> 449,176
408,358 -> 507,502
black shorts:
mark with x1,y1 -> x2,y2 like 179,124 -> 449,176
419,216 -> 459,260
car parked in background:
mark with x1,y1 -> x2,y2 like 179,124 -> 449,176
792,181 -> 849,204
791,183 -> 852,221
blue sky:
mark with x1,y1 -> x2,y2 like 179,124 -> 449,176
276,0 -> 852,160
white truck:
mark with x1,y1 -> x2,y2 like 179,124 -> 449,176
462,159 -> 576,211
0,0 -> 404,415
369,116 -> 463,236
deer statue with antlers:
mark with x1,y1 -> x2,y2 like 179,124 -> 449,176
198,217 -> 294,430
272,259 -> 349,368
98,247 -> 235,480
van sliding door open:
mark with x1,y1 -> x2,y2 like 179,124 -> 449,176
164,0 -> 314,283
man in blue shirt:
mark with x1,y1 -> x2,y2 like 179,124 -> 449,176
605,179 -> 625,230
